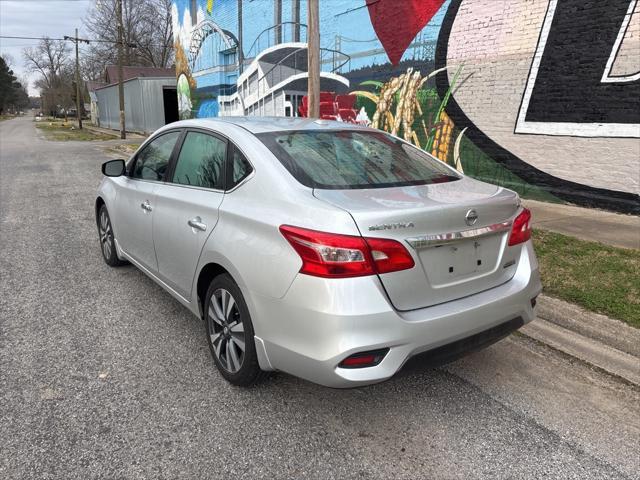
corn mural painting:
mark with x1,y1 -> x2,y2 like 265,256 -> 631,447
351,65 -> 462,169
431,111 -> 454,162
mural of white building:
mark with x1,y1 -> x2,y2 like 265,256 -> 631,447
171,0 -> 640,214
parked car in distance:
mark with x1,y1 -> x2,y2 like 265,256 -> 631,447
96,117 -> 541,388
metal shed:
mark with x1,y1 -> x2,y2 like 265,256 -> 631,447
95,77 -> 178,134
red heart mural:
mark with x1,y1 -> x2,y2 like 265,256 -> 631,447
367,0 -> 446,65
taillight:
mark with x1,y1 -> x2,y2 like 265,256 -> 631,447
508,208 -> 532,246
365,237 -> 416,274
279,225 -> 415,278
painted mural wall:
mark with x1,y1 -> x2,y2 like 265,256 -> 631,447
171,0 -> 640,214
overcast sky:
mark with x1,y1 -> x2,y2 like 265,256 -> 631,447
0,0 -> 92,95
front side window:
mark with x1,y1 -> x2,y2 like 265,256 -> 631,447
256,130 -> 461,189
172,131 -> 226,189
131,131 -> 181,181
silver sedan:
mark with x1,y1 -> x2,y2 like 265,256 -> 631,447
96,117 -> 542,388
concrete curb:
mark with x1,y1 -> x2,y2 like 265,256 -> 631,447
521,319 -> 640,386
520,295 -> 640,386
536,295 -> 640,357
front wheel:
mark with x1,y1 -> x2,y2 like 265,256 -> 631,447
205,274 -> 265,386
98,205 -> 127,267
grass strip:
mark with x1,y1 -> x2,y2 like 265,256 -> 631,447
533,229 -> 640,328
36,120 -> 113,141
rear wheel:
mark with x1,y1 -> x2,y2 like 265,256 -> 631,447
205,274 -> 265,386
98,205 -> 126,267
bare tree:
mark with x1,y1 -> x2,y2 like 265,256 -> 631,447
84,0 -> 174,79
136,0 -> 174,68
80,49 -> 107,82
22,38 -> 73,116
22,37 -> 69,90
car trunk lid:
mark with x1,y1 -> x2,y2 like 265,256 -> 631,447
314,177 -> 522,310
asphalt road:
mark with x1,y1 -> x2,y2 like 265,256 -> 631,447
1,116 -> 639,479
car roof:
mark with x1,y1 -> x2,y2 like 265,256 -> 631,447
169,116 -> 372,134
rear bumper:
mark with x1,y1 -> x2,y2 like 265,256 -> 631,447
402,316 -> 525,370
251,241 -> 542,388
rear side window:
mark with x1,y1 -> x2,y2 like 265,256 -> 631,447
256,130 -> 460,189
131,131 -> 181,181
172,131 -> 226,189
228,145 -> 252,189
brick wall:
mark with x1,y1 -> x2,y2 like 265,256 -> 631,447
440,0 -> 639,212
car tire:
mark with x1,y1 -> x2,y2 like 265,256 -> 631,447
97,204 -> 127,267
205,274 -> 266,386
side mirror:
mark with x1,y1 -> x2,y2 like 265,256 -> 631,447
102,159 -> 126,177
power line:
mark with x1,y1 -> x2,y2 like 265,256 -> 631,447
0,0 -> 90,2
1,35 -> 67,41
0,35 -> 169,48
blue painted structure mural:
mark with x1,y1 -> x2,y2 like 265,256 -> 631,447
172,0 -> 448,118
171,0 -> 640,214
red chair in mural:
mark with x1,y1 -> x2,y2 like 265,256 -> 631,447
335,95 -> 355,110
300,92 -> 358,122
298,96 -> 308,117
336,94 -> 357,122
299,92 -> 339,119
319,101 -> 338,120
319,91 -> 334,103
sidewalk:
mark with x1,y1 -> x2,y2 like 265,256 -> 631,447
523,199 -> 639,249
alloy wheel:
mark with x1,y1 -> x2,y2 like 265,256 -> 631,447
208,288 -> 245,373
99,210 -> 114,259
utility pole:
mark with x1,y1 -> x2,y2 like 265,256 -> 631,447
274,0 -> 282,44
238,0 -> 243,74
117,0 -> 126,139
74,28 -> 82,129
64,29 -> 90,129
292,0 -> 300,42
307,0 -> 320,118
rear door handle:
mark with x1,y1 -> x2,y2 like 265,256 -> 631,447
140,201 -> 152,212
188,217 -> 207,232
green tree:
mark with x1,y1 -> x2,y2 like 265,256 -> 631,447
0,56 -> 18,115
10,82 -> 30,112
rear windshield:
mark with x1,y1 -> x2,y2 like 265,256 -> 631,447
256,130 -> 461,189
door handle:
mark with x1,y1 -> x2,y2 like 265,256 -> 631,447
188,217 -> 207,232
140,201 -> 152,212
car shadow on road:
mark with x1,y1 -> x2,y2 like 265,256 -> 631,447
88,259 -> 629,478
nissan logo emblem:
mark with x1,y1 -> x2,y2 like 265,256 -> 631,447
465,209 -> 478,226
